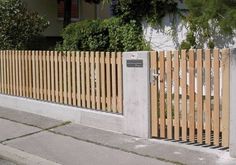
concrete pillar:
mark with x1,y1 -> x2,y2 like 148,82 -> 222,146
230,48 -> 236,158
123,51 -> 150,138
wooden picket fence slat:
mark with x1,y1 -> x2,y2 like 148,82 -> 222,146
0,50 -> 123,115
150,48 -> 230,148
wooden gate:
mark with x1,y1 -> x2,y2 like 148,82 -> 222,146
150,49 -> 230,147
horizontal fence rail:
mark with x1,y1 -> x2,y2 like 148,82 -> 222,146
150,49 -> 230,148
0,50 -> 123,114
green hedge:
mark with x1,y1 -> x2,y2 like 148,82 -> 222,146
57,17 -> 150,51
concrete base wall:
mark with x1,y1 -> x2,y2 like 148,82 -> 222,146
0,94 -> 124,133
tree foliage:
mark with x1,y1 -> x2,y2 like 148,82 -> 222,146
0,0 -> 49,49
181,0 -> 236,49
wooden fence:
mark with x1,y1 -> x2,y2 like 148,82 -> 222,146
150,49 -> 230,147
0,50 -> 123,114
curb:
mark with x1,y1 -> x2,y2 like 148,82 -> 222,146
0,144 -> 61,165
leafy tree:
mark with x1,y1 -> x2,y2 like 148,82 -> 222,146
181,0 -> 236,49
0,0 -> 49,49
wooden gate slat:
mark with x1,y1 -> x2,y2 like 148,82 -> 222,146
117,52 -> 123,114
151,51 -> 158,137
111,52 -> 117,113
167,51 -> 172,139
222,48 -> 230,147
51,51 -> 55,102
81,52 -> 86,107
106,52 -> 111,112
197,49 -> 203,144
63,51 -> 67,104
95,52 -> 101,110
71,51 -> 76,106
67,51 -> 72,105
91,52 -> 96,109
101,52 -> 106,111
213,48 -> 220,146
76,51 -> 81,106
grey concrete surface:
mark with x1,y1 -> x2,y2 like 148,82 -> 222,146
4,131 -> 172,165
0,94 -> 124,133
0,159 -> 16,165
123,52 -> 150,138
0,106 -> 63,129
230,48 -> 236,158
0,118 -> 39,142
52,123 -> 236,165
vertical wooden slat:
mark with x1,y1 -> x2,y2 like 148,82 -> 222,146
59,52 -> 63,103
100,52 -> 106,111
90,52 -> 96,109
47,51 -> 51,102
151,51 -> 158,137
71,51 -> 76,106
19,51 -> 23,97
3,51 -> 6,94
111,52 -> 117,113
25,51 -> 29,97
50,51 -> 55,102
85,52 -> 90,108
6,51 -> 10,94
21,51 -> 25,97
0,51 -> 3,93
39,51 -> 43,100
32,51 -> 36,99
28,51 -> 32,98
213,48 -> 220,146
167,51 -> 172,139
117,52 -> 123,114
197,49 -> 203,144
205,49 -> 211,145
181,50 -> 187,141
63,52 -> 67,104
81,52 -> 86,107
95,52 -> 101,110
55,51 -> 59,103
189,49 -> 195,143
43,51 -> 47,100
35,51 -> 39,99
222,48 -> 230,147
159,51 -> 165,138
9,51 -> 13,95
106,52 -> 111,112
12,51 -> 16,95
67,51 -> 72,105
76,51 -> 81,106
174,51 -> 180,140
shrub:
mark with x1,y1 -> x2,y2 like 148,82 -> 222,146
0,0 -> 49,49
58,17 -> 149,51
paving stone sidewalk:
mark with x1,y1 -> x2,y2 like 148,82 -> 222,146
0,106 -> 235,165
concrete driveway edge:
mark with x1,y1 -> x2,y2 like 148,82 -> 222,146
0,144 -> 61,165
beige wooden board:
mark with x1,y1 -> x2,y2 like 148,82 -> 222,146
222,49 -> 230,147
25,51 -> 29,97
47,51 -> 51,102
43,51 -> 47,100
205,49 -> 211,145
67,52 -> 72,105
51,52 -> 55,102
189,50 -> 195,143
117,52 -> 123,114
106,52 -> 111,112
12,51 -> 16,95
39,51 -> 43,100
0,51 -> 3,93
111,52 -> 117,113
81,52 -> 86,107
59,52 -> 63,103
76,51 -> 81,107
9,51 -> 13,95
19,51 -> 23,97
181,50 -> 187,141
213,49 -> 220,146
167,51 -> 172,139
174,51 -> 179,140
90,52 -> 96,109
54,51 -> 59,103
85,52 -> 91,108
36,51 -> 39,99
159,51 -> 165,138
6,51 -> 10,94
63,52 -> 67,104
197,49 -> 203,144
100,52 -> 106,110
95,52 -> 101,110
150,51 -> 158,137
28,51 -> 32,98
71,51 -> 76,106
3,51 -> 7,94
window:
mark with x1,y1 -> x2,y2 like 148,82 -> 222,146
57,0 -> 79,19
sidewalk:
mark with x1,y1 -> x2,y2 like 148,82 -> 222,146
0,106 -> 235,165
